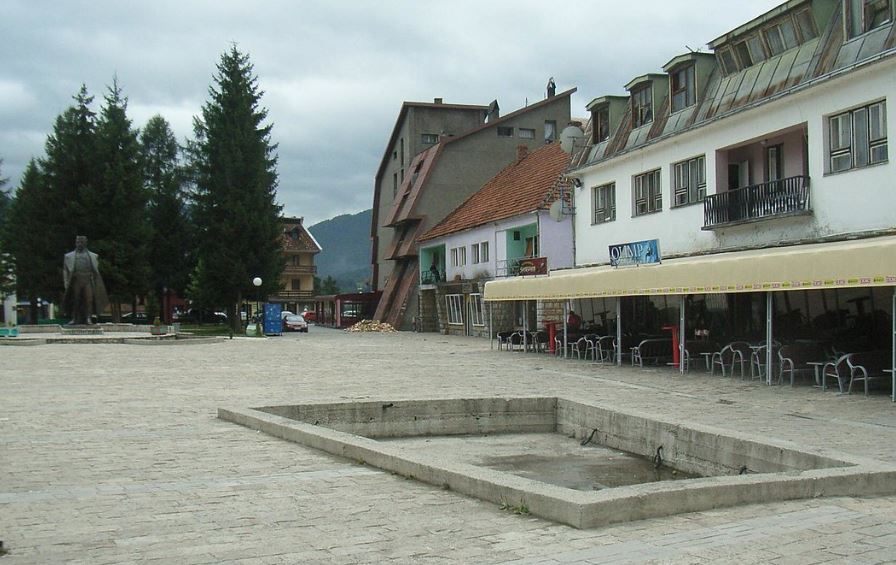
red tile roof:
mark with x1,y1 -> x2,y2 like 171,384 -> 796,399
419,142 -> 571,241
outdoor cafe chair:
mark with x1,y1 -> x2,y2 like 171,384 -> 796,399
750,344 -> 780,382
596,335 -> 615,363
711,341 -> 751,378
531,330 -> 549,353
496,331 -> 514,351
822,353 -> 852,393
846,351 -> 891,396
777,343 -> 827,387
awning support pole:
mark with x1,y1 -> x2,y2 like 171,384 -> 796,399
488,300 -> 493,350
616,297 -> 622,367
680,295 -> 686,375
891,288 -> 895,402
563,301 -> 569,359
523,301 -> 529,351
766,292 -> 774,386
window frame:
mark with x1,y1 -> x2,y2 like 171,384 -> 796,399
827,100 -> 888,173
671,155 -> 706,208
445,294 -> 464,325
544,120 -> 557,142
518,128 -> 535,140
631,86 -> 653,128
594,107 -> 610,143
479,241 -> 489,263
846,0 -> 893,39
591,182 -> 616,224
497,126 -> 514,138
632,169 -> 662,217
670,64 -> 696,113
469,293 -> 485,327
421,133 -> 438,144
471,243 -> 480,264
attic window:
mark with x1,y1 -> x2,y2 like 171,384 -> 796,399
846,0 -> 893,39
594,107 -> 610,143
670,64 -> 695,113
497,126 -> 514,138
631,86 -> 652,128
764,19 -> 798,55
421,133 -> 438,144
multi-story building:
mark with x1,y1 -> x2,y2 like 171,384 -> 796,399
416,142 -> 573,336
270,216 -> 321,313
372,86 -> 575,330
485,0 -> 895,391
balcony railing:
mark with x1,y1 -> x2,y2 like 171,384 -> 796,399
282,265 -> 317,275
271,290 -> 314,301
420,270 -> 444,285
703,175 -> 810,230
496,256 -> 534,277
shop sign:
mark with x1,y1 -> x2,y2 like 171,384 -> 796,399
518,257 -> 548,276
609,239 -> 661,267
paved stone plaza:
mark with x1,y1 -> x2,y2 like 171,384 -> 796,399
2,327 -> 895,564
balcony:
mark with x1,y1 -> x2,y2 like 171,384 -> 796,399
271,290 -> 314,301
282,265 -> 317,275
703,176 -> 810,230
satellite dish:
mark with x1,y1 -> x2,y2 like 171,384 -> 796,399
548,199 -> 564,222
559,125 -> 584,154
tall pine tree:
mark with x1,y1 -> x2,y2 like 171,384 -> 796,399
191,45 -> 282,330
84,79 -> 150,320
141,115 -> 193,322
3,160 -> 56,320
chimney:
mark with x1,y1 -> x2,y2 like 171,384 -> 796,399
546,77 -> 556,98
516,145 -> 528,162
433,97 -> 443,104
486,99 -> 500,122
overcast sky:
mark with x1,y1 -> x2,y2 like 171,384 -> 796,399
2,0 -> 783,226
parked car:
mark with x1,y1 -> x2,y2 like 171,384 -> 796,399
177,308 -> 228,324
301,310 -> 316,323
283,313 -> 308,332
280,310 -> 295,321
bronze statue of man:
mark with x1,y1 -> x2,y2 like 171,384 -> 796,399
63,236 -> 108,325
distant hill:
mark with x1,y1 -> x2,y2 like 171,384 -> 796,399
308,209 -> 372,293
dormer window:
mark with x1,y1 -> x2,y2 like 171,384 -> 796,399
595,107 -> 610,143
764,19 -> 798,55
670,65 -> 696,113
846,0 -> 893,39
632,87 -> 652,128
735,35 -> 767,67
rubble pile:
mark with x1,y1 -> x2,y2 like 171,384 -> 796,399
345,319 -> 397,333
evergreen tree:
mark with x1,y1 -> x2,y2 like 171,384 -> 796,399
3,160 -> 56,319
43,85 -> 96,254
190,45 -> 282,330
84,79 -> 150,320
0,160 -> 14,304
141,115 -> 193,322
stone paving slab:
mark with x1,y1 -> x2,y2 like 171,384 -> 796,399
1,328 -> 895,563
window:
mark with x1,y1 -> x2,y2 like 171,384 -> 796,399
718,47 -> 739,75
421,133 -> 438,144
450,246 -> 467,267
829,101 -> 888,172
794,9 -> 818,41
672,156 -> 706,207
594,107 -> 610,143
631,86 -> 652,128
544,120 -> 557,142
633,169 -> 662,216
497,126 -> 514,138
591,183 -> 616,224
392,172 -> 398,197
518,128 -> 535,139
446,294 -> 463,325
766,145 -> 783,182
400,138 -> 404,166
471,241 -> 488,264
734,35 -> 767,67
469,293 -> 485,327
847,0 -> 892,39
670,65 -> 696,113
764,19 -> 798,55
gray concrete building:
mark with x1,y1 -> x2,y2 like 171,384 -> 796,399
371,86 -> 575,330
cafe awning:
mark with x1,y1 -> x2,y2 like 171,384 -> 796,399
483,236 -> 896,301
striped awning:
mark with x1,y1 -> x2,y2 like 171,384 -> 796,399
484,236 -> 896,301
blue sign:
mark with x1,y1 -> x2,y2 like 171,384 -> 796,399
263,303 -> 283,335
609,239 -> 661,267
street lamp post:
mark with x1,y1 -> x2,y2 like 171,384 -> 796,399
253,277 -> 263,336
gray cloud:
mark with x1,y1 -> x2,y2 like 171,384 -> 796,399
2,0 -> 781,224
